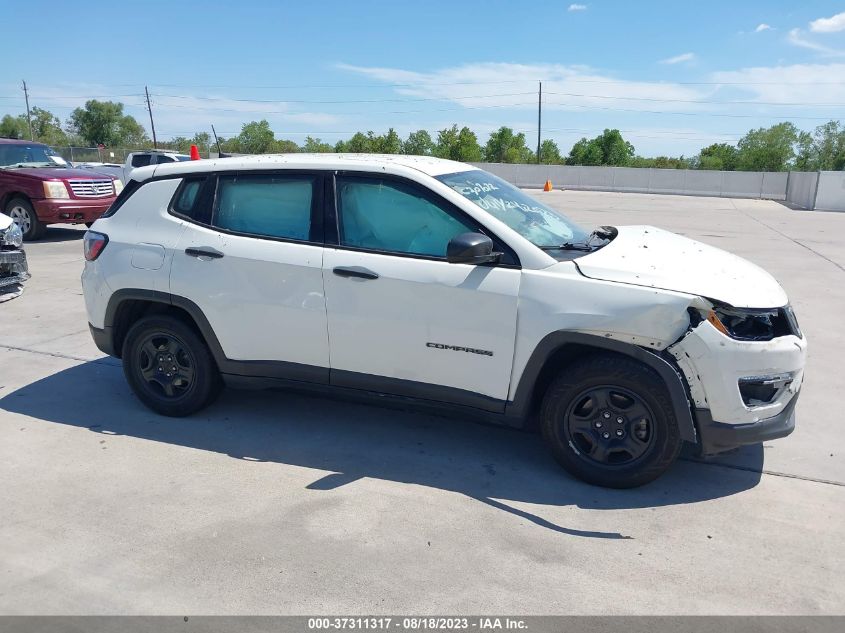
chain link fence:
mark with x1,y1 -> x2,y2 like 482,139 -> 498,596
50,146 -> 211,164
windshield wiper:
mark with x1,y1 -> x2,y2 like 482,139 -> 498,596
539,242 -> 594,252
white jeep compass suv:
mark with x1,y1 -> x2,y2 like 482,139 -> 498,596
81,154 -> 806,488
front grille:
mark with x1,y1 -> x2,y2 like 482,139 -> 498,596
67,179 -> 114,198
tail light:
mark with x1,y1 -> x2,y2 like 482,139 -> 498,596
83,231 -> 109,261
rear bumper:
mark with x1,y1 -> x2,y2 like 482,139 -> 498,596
89,323 -> 116,357
33,198 -> 114,223
695,391 -> 798,456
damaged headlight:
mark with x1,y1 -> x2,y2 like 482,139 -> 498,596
705,305 -> 800,341
1,220 -> 23,248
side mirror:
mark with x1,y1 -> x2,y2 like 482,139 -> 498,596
446,232 -> 501,265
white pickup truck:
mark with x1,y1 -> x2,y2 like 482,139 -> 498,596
77,150 -> 190,184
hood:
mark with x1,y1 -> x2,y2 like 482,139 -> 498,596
2,166 -> 117,180
0,212 -> 12,231
575,225 -> 787,308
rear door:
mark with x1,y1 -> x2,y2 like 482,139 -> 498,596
169,171 -> 329,378
322,173 -> 520,407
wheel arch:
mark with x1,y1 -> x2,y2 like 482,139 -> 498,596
2,192 -> 32,210
103,289 -> 226,365
506,331 -> 698,443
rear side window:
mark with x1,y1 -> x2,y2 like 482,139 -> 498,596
213,174 -> 314,241
131,154 -> 152,168
170,177 -> 211,224
155,155 -> 175,164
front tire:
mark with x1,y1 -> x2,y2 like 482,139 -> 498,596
122,315 -> 222,416
540,354 -> 682,488
6,197 -> 45,241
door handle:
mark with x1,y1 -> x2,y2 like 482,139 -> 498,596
333,266 -> 379,280
185,247 -> 224,259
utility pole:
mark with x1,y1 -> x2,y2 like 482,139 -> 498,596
536,81 -> 542,164
21,80 -> 33,140
144,86 -> 158,149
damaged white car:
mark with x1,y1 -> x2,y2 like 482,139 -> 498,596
81,154 -> 806,488
0,212 -> 29,301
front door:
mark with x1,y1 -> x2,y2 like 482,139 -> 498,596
323,174 -> 520,407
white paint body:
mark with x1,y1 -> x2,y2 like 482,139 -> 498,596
82,154 -> 807,428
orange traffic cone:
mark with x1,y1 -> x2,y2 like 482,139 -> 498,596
190,144 -> 200,160
543,180 -> 553,191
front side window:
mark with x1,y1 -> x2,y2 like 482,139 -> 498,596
214,174 -> 314,241
436,170 -> 590,248
336,177 -> 475,258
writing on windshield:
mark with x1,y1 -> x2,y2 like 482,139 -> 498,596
436,170 -> 589,247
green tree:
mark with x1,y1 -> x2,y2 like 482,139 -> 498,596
302,136 -> 334,153
236,120 -> 276,153
484,126 -> 533,163
67,100 -> 148,147
567,137 -> 604,165
697,143 -> 738,171
274,138 -> 300,153
403,130 -> 435,156
343,131 -> 376,153
0,113 -> 29,139
567,129 -> 634,166
375,128 -> 402,154
538,139 -> 562,164
28,107 -> 68,146
794,121 -> 845,171
434,125 -> 482,162
735,123 -> 799,171
191,132 -> 212,155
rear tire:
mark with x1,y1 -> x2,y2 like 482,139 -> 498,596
122,315 -> 222,416
6,197 -> 45,241
540,354 -> 682,488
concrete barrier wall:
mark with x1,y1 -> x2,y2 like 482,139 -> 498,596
471,163 -> 790,200
785,171 -> 820,209
814,171 -> 845,212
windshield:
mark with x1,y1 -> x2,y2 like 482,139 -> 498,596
435,170 -> 590,248
0,143 -> 67,169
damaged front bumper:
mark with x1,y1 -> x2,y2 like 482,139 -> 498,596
669,317 -> 806,456
0,249 -> 30,287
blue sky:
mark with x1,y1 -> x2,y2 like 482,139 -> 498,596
2,0 -> 845,156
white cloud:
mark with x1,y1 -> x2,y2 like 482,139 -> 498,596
754,23 -> 772,32
337,62 -> 713,114
660,52 -> 696,65
787,28 -> 845,56
710,62 -> 845,105
809,11 -> 845,33
568,4 -> 587,11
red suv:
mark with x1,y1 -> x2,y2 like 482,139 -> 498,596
0,138 -> 120,240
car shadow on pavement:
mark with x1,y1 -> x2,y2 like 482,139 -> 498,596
37,226 -> 87,243
0,360 -> 764,539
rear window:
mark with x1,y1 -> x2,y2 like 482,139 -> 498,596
131,154 -> 152,168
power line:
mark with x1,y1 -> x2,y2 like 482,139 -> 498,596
148,91 -> 536,104
541,100 -> 837,120
543,91 -> 845,107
